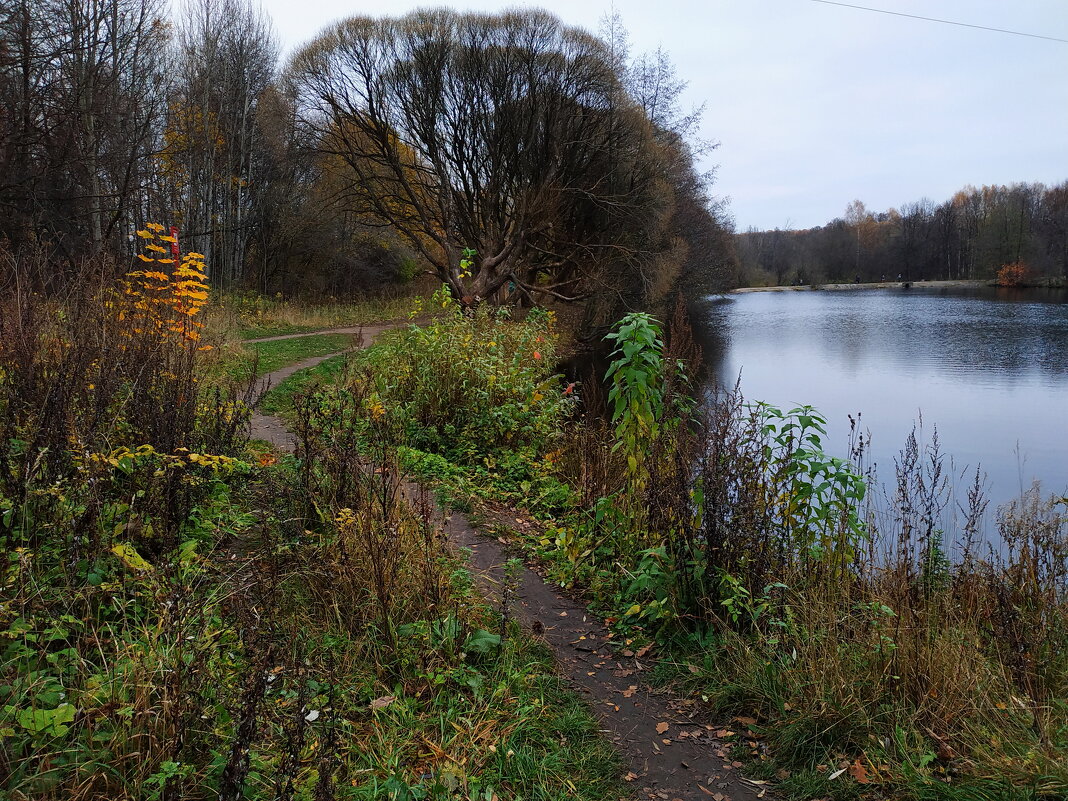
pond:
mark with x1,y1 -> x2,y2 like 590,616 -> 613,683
695,285 -> 1068,531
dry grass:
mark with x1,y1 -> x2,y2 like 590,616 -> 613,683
202,289 -> 424,340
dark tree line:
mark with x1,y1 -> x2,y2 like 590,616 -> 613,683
738,182 -> 1068,286
1,2 -> 736,309
0,0 -> 168,262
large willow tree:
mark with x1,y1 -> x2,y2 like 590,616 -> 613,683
287,8 -> 677,306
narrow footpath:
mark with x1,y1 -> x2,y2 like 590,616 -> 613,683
246,324 -> 774,801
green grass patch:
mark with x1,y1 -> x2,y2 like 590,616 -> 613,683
306,622 -> 623,801
202,333 -> 355,387
259,352 -> 350,417
247,333 -> 354,377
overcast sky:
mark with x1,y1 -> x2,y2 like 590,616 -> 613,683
252,0 -> 1068,230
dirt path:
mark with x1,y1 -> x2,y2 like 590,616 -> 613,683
249,326 -> 773,801
448,514 -> 771,801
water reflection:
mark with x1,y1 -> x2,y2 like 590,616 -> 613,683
695,287 -> 1068,518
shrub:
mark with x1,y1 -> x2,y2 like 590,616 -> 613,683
360,292 -> 576,473
995,261 -> 1031,287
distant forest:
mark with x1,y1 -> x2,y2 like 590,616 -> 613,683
737,182 -> 1068,286
0,0 -> 736,318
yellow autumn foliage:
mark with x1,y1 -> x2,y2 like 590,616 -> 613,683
123,223 -> 212,349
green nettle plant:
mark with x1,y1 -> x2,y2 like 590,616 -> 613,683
752,402 -> 869,569
604,313 -> 665,501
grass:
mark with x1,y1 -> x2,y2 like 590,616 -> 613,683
203,291 -> 424,341
245,333 -> 354,376
301,618 -> 623,800
200,332 -> 355,387
259,352 -> 350,417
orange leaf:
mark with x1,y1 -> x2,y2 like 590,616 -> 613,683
848,759 -> 870,784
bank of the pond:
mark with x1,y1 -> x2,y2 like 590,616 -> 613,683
733,277 -> 1067,293
245,317 -> 773,801
732,279 -> 991,293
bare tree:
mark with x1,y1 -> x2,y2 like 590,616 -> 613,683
287,8 -> 677,306
167,0 -> 277,284
0,0 -> 168,265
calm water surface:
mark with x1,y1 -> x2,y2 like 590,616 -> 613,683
698,286 -> 1068,518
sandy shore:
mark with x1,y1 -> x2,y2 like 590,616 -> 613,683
732,279 -> 991,293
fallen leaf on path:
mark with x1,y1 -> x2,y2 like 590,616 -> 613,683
848,759 -> 870,784
656,722 -> 670,734
636,643 -> 653,658
623,772 -> 638,782
714,729 -> 735,738
733,716 -> 757,727
622,685 -> 637,698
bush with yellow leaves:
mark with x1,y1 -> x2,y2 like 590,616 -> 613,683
126,222 -> 211,348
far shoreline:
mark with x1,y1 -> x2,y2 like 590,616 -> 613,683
731,279 -> 991,293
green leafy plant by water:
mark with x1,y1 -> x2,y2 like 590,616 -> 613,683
605,312 -> 665,493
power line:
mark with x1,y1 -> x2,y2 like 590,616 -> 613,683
808,0 -> 1068,44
